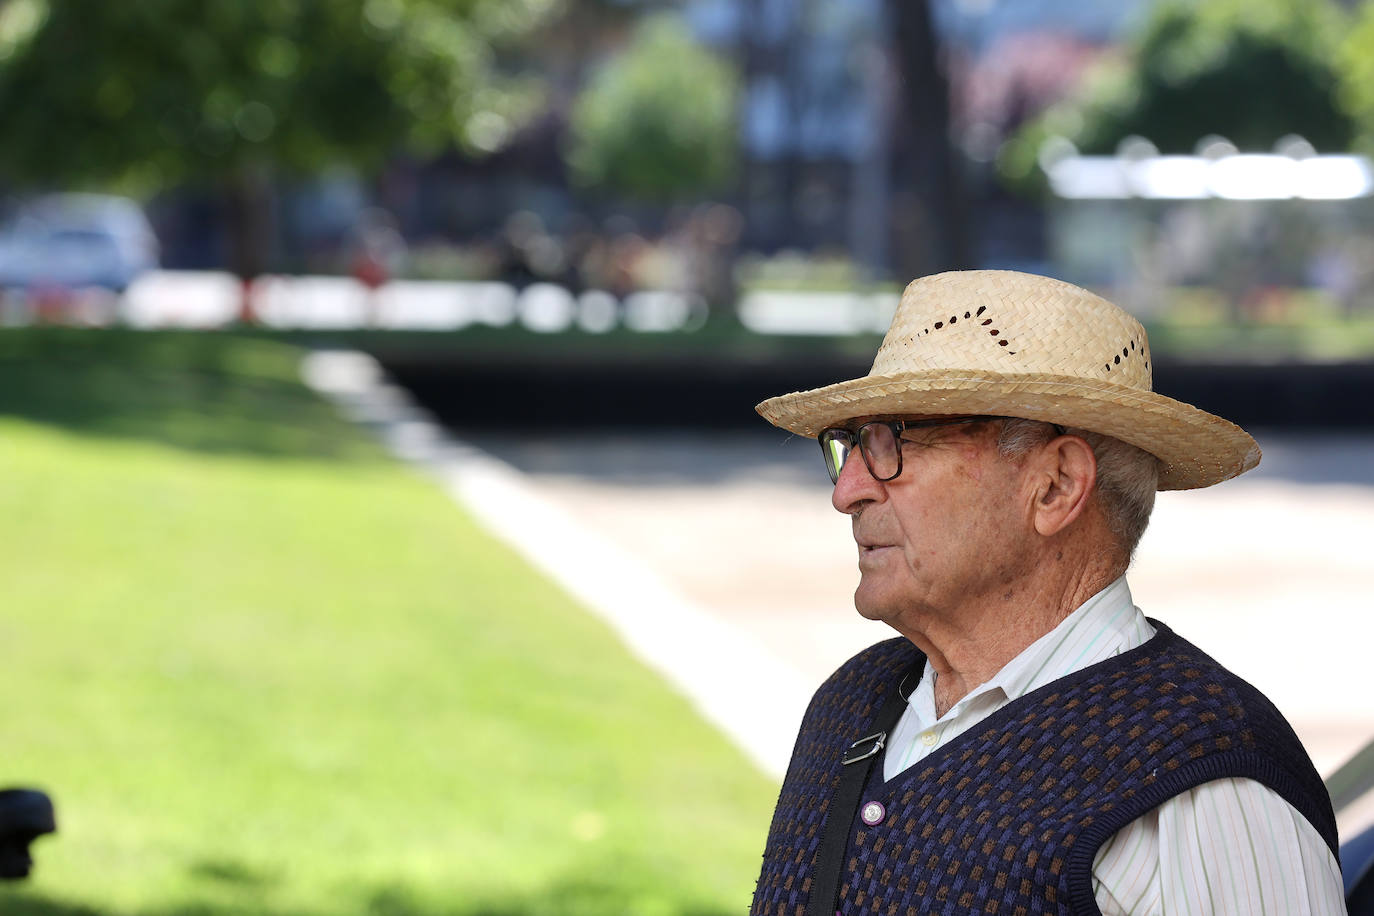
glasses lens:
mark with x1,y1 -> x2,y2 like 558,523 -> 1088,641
858,422 -> 900,481
820,429 -> 852,484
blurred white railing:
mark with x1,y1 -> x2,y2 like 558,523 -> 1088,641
1,271 -> 716,334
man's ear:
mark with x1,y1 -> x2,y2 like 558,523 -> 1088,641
1031,434 -> 1097,537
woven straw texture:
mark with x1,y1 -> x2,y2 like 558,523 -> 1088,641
756,270 -> 1260,490
751,630 -> 1337,916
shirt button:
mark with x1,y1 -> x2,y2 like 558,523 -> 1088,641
920,731 -> 938,747
860,801 -> 886,826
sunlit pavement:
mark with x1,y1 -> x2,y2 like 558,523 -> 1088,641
469,429 -> 1374,783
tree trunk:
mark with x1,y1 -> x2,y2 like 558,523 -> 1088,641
885,0 -> 969,278
223,165 -> 275,323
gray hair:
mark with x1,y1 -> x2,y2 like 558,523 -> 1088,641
996,418 -> 1159,564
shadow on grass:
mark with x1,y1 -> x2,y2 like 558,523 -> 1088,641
0,847 -> 746,916
364,872 -> 741,916
0,327 -> 383,463
0,870 -> 744,916
0,894 -> 106,916
185,857 -> 279,889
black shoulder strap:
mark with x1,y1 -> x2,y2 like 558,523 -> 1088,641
805,667 -> 918,916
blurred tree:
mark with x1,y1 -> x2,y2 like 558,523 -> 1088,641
565,14 -> 738,202
999,0 -> 1355,193
1337,3 -> 1374,154
0,0 -> 558,303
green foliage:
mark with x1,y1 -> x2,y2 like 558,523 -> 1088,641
0,0 -> 558,193
566,14 -> 738,202
1335,3 -> 1374,155
998,0 -> 1356,194
0,328 -> 774,915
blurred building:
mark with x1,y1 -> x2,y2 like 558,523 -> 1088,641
151,0 -> 1152,287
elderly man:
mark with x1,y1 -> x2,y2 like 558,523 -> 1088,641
750,271 -> 1342,915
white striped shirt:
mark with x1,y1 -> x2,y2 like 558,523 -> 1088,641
882,577 -> 1346,914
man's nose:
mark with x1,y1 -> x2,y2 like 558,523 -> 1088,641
831,448 -> 884,515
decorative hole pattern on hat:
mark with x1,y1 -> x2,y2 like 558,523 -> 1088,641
1103,337 -> 1150,375
916,305 -> 1018,355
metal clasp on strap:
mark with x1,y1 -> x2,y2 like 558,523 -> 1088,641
842,730 -> 886,765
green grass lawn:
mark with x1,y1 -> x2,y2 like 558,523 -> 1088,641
0,329 -> 776,916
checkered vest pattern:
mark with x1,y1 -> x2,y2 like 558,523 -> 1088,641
751,623 -> 1338,916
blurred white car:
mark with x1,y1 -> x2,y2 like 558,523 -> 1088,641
0,193 -> 159,292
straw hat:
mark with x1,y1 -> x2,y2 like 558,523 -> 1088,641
756,270 -> 1259,490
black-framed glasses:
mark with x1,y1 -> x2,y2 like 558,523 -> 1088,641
818,416 -> 1015,485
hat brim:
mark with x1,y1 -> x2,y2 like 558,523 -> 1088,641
756,369 -> 1260,490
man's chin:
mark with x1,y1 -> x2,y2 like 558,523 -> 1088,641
852,586 -> 895,623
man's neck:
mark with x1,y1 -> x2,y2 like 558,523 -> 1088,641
893,558 -> 1119,717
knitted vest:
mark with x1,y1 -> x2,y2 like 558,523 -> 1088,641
751,623 -> 1338,916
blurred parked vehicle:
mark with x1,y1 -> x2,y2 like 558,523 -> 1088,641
0,193 -> 159,293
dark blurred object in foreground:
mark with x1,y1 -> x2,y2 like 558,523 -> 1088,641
0,788 -> 56,880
